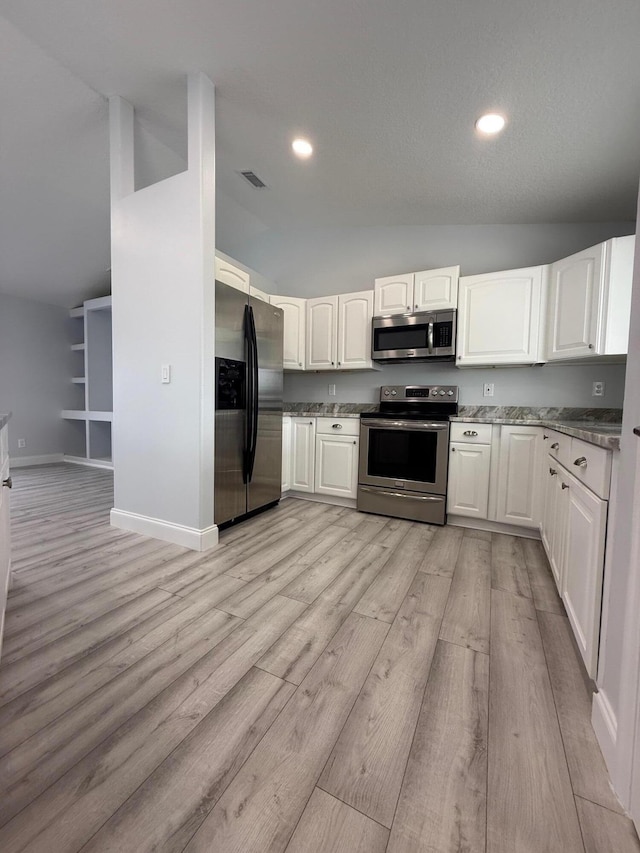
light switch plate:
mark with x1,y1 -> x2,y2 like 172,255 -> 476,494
328,384 -> 336,396
161,364 -> 171,384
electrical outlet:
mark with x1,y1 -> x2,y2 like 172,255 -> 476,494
592,381 -> 605,397
328,384 -> 336,396
17,439 -> 26,448
483,383 -> 494,398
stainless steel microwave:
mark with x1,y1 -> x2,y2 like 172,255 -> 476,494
371,310 -> 456,362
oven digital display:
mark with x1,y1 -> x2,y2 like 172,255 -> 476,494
406,389 -> 430,398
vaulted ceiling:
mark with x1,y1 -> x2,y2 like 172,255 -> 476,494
1,0 -> 639,306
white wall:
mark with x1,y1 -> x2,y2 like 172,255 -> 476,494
0,293 -> 70,461
109,74 -> 216,550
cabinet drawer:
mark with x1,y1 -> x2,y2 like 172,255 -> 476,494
450,422 -> 492,444
542,429 -> 572,468
316,417 -> 360,437
567,438 -> 612,499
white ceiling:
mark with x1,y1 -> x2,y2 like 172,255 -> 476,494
1,0 -> 639,307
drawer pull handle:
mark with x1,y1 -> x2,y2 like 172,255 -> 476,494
551,442 -> 559,450
549,468 -> 557,476
2,476 -> 12,489
463,430 -> 478,437
451,447 -> 456,452
573,456 -> 588,468
332,424 -> 343,430
562,482 -> 570,490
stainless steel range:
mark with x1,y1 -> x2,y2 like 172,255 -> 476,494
357,385 -> 459,525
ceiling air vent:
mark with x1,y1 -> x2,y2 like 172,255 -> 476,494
238,170 -> 268,189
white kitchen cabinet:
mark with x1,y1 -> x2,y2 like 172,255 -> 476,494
447,441 -> 492,518
374,266 -> 459,316
307,291 -> 373,371
562,471 -> 608,678
306,297 -> 338,370
413,266 -> 460,311
494,425 -> 543,528
0,419 -> 11,660
250,285 -> 270,303
541,457 -> 569,592
215,256 -> 250,293
546,236 -> 634,361
337,291 -> 374,369
290,418 -> 316,493
282,416 -> 292,492
270,295 -> 306,370
374,273 -> 414,316
456,265 -> 547,365
315,433 -> 359,499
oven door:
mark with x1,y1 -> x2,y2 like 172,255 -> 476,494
359,418 -> 450,495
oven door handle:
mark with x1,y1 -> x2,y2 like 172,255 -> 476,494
359,486 -> 444,503
361,419 -> 449,431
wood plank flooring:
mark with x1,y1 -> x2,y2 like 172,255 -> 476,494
0,464 -> 638,852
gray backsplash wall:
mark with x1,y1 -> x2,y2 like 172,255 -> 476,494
284,362 -> 627,408
0,293 -> 71,459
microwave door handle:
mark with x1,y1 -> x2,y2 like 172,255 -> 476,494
428,321 -> 434,354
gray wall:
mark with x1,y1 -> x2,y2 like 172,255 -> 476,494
284,362 -> 626,408
0,293 -> 71,459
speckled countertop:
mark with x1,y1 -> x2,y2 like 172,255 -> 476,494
0,413 -> 11,430
283,403 -> 623,449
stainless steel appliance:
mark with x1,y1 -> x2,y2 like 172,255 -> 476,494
371,309 -> 456,362
357,385 -> 458,525
214,281 -> 284,526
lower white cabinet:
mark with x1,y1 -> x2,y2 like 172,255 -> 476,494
0,420 -> 11,660
541,458 -> 569,591
290,418 -> 316,493
562,472 -> 607,678
494,426 -> 543,528
282,416 -> 292,492
447,442 -> 491,518
315,433 -> 359,499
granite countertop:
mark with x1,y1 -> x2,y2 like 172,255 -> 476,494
0,413 -> 10,430
283,403 -> 622,449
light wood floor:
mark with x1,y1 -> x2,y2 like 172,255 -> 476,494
1,464 -> 639,853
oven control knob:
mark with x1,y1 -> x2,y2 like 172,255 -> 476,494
447,390 -> 454,396
391,390 -> 397,396
439,390 -> 446,396
383,390 -> 390,396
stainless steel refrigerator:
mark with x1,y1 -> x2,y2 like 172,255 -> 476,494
214,281 -> 284,526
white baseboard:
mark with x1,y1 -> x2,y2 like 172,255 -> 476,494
11,453 -> 64,468
64,455 -> 113,470
110,508 -> 219,551
286,491 -> 357,509
447,514 -> 542,540
592,688 -> 618,778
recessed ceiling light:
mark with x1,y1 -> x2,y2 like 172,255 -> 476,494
475,113 -> 506,135
292,138 -> 313,158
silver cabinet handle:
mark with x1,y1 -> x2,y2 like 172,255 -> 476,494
562,482 -> 569,490
573,457 -> 588,468
463,430 -> 478,437
588,344 -> 594,349
332,424 -> 343,430
451,447 -> 456,452
2,476 -> 12,489
551,442 -> 559,450
549,468 -> 557,476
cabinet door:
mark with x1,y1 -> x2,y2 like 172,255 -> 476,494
414,266 -> 460,311
541,459 -> 567,592
373,274 -> 414,316
550,471 -> 570,594
562,474 -> 607,678
495,426 -> 543,528
457,266 -> 545,365
306,297 -> 338,370
447,442 -> 491,518
546,243 -> 604,360
315,434 -> 359,499
282,417 -> 292,492
291,418 -> 316,493
337,291 -> 373,370
215,256 -> 250,293
250,285 -> 270,303
270,296 -> 306,370
0,425 -> 10,660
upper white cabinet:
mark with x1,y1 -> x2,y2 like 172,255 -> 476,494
215,256 -> 250,293
456,265 -> 547,366
270,295 -> 306,371
307,291 -> 374,371
546,236 -> 635,360
306,296 -> 338,369
250,285 -> 270,303
374,266 -> 459,316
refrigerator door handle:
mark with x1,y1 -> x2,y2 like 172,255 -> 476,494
246,305 -> 260,483
243,304 -> 254,484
